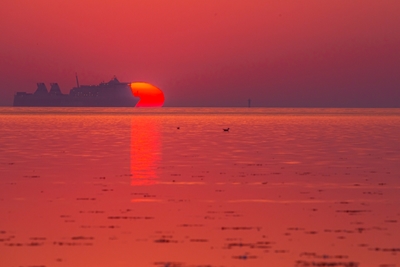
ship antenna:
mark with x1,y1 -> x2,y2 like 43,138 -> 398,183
75,73 -> 80,88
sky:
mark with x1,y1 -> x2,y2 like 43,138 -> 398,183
0,0 -> 399,107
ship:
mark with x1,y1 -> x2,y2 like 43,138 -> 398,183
13,76 -> 138,107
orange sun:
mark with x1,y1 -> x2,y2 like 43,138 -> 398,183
130,82 -> 165,107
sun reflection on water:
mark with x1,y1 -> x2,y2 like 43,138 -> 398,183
130,117 -> 161,186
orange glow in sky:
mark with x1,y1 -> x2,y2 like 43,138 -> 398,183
130,82 -> 165,107
1,1 -> 400,106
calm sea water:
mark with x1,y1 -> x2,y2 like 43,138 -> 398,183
0,107 -> 399,267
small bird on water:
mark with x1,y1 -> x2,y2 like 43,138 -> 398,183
223,128 -> 230,132
177,127 -> 180,129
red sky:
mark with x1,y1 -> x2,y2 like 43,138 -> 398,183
1,0 -> 399,107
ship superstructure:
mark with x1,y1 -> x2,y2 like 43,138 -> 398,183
13,76 -> 138,107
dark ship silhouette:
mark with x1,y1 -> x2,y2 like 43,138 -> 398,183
13,76 -> 138,107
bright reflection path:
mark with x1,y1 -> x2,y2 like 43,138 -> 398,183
130,117 -> 161,185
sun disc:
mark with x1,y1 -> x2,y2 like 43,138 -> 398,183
130,82 -> 165,107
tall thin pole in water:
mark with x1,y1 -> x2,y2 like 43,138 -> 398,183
75,73 -> 80,88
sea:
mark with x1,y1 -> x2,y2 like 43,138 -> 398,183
0,107 -> 399,267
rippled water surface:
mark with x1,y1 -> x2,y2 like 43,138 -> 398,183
1,107 -> 399,267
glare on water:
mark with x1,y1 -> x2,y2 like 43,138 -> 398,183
0,107 -> 399,267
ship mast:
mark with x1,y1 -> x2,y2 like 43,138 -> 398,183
75,73 -> 80,88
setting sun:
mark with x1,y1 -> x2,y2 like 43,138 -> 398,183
130,82 -> 165,107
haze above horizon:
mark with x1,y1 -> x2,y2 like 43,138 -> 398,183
0,0 -> 399,107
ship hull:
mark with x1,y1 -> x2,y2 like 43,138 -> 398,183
13,77 -> 139,107
13,95 -> 138,107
